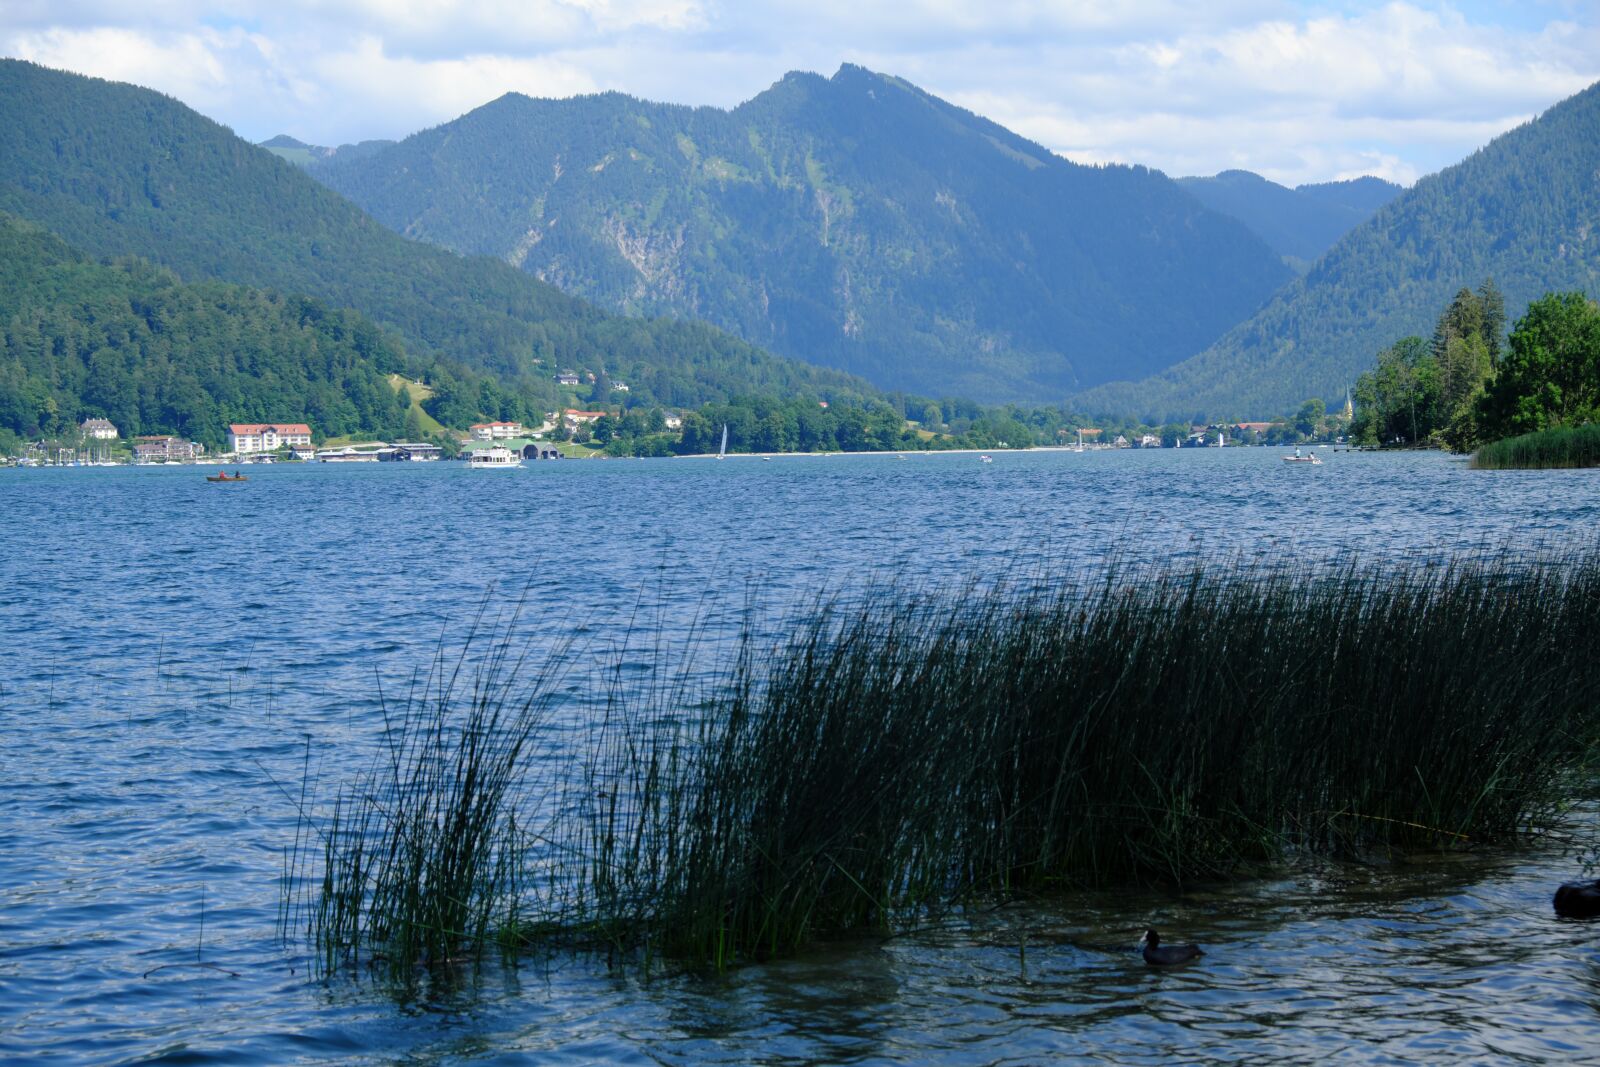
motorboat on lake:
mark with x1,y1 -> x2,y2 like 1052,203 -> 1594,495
1283,447 -> 1323,465
206,471 -> 248,482
467,447 -> 523,470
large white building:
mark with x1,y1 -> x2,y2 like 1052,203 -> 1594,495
469,421 -> 525,441
80,418 -> 119,440
228,423 -> 313,453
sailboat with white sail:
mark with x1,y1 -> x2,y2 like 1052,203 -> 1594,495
718,424 -> 728,460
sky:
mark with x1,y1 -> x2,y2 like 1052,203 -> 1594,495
3,1 -> 1598,186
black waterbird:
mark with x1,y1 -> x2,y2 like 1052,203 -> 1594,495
1140,928 -> 1204,966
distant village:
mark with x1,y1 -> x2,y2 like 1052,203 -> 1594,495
4,407 -> 649,466
3,409 -> 1353,467
4,375 -> 1353,467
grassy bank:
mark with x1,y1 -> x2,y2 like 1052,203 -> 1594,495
298,553 -> 1600,975
1473,423 -> 1600,469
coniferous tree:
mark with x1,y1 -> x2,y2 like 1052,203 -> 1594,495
1479,278 -> 1507,367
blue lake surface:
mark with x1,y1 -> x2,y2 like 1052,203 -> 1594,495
3,448 -> 1600,1064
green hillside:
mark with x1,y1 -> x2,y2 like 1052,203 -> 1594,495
0,213 -> 418,449
0,60 -> 879,414
1176,170 -> 1401,268
308,64 -> 1292,403
1079,81 -> 1600,421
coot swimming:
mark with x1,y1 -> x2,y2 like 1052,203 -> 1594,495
1140,928 -> 1204,966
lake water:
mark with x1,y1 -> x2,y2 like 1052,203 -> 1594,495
4,448 -> 1600,1064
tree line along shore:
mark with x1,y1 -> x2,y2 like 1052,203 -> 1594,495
1350,283 -> 1600,468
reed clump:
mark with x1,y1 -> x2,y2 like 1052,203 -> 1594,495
575,553 -> 1600,966
300,552 -> 1600,976
1473,423 -> 1600,469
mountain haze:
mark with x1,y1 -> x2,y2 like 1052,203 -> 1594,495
0,60 -> 877,415
308,65 -> 1293,403
1176,171 -> 1402,268
260,135 -> 396,168
1080,80 -> 1600,420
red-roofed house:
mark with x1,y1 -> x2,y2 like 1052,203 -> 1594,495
228,423 -> 313,453
562,409 -> 608,428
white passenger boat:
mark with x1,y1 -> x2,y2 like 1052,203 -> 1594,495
467,447 -> 523,470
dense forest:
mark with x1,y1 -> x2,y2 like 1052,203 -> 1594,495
309,63 -> 1292,402
1080,78 -> 1600,421
0,60 -> 880,419
0,213 -> 428,450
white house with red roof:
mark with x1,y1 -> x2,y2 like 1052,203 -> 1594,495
562,409 -> 607,429
469,421 -> 525,441
228,423 -> 313,453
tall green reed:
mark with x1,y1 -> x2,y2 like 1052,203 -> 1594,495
573,552 -> 1600,966
288,605 -> 568,981
1473,422 -> 1600,468
298,551 -> 1600,976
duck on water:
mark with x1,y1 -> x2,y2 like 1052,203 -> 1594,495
1140,928 -> 1204,966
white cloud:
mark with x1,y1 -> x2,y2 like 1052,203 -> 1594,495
2,1 -> 1597,184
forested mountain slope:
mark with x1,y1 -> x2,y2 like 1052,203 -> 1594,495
0,61 -> 877,414
1079,80 -> 1600,421
1176,171 -> 1401,267
0,213 -> 414,448
309,64 -> 1293,403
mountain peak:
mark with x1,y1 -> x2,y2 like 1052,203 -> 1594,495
305,64 -> 1291,402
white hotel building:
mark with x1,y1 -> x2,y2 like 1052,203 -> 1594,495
227,423 -> 313,454
469,421 -> 525,441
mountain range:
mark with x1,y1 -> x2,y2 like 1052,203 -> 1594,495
304,64 -> 1295,403
1078,79 -> 1600,420
4,57 -> 1595,427
0,59 -> 876,423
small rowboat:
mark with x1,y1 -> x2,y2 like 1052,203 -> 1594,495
207,473 -> 248,482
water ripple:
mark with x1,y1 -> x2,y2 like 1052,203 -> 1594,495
2,452 -> 1599,1063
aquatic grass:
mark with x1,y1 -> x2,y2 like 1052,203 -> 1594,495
291,606 -> 570,981
573,551 -> 1600,966
1473,422 -> 1600,469
299,550 -> 1600,976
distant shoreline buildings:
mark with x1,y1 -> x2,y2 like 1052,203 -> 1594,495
469,421 -> 525,441
134,435 -> 204,462
228,423 -> 313,453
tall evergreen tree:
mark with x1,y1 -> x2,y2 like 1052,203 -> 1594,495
1478,278 -> 1507,367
